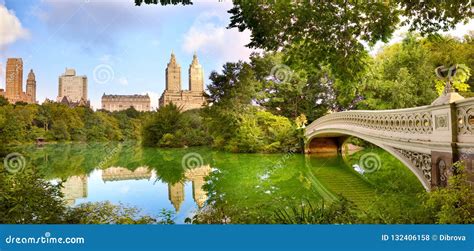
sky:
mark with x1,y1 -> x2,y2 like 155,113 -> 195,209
0,0 -> 255,109
0,0 -> 473,109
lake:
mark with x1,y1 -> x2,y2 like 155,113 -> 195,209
3,142 -> 425,223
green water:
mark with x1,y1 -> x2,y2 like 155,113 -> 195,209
2,142 -> 425,223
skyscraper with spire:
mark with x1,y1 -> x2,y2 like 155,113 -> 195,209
159,52 -> 206,111
1,58 -> 37,104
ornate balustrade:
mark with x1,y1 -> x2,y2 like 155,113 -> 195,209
456,98 -> 474,143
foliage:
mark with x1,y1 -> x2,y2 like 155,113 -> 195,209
358,33 -> 474,109
228,1 -> 472,82
250,53 -> 349,121
0,102 -> 145,145
0,96 -> 8,106
423,162 -> 474,224
273,198 -> 360,224
358,34 -> 438,109
65,202 -> 174,224
0,161 -> 174,224
203,60 -> 302,153
142,103 -> 211,148
226,109 -> 300,153
0,166 -> 66,224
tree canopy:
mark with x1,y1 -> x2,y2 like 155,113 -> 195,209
228,1 -> 473,81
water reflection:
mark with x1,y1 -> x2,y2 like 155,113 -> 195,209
60,163 -> 212,214
168,165 -> 212,211
8,142 -> 407,223
102,167 -> 152,182
61,175 -> 88,206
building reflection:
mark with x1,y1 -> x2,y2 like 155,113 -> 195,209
102,166 -> 152,182
61,165 -> 211,211
61,175 -> 88,206
168,165 -> 212,211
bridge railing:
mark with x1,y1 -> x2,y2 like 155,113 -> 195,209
455,98 -> 474,144
305,100 -> 474,143
306,98 -> 474,144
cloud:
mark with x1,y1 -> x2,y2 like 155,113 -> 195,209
182,10 -> 255,63
0,5 -> 30,49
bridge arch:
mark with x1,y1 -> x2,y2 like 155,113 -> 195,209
306,129 -> 431,190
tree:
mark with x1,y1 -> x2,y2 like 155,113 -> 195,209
0,167 -> 67,224
357,33 -> 474,110
0,96 -> 8,106
358,34 -> 438,109
228,1 -> 473,82
65,202 -> 174,224
142,103 -> 183,146
423,162 -> 474,224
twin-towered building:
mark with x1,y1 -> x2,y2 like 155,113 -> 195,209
159,52 -> 206,111
101,52 -> 206,112
0,58 -> 37,104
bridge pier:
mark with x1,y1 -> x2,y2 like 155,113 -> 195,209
431,151 -> 456,188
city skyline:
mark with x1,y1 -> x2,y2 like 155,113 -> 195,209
1,0 -> 473,110
0,0 -> 255,110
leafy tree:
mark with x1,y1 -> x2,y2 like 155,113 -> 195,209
65,202 -> 174,224
423,162 -> 474,224
0,166 -> 66,224
142,103 -> 183,146
0,96 -> 8,106
358,34 -> 438,109
228,1 -> 472,82
273,198 -> 360,224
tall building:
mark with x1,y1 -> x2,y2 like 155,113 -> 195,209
159,52 -> 206,111
168,182 -> 185,212
188,53 -> 204,92
5,58 -> 23,101
26,69 -> 36,103
57,68 -> 88,103
101,94 -> 151,112
2,58 -> 36,104
166,52 -> 181,92
184,165 -> 211,208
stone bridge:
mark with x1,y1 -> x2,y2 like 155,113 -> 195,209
305,95 -> 474,190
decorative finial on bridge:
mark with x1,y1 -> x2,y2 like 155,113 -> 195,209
431,65 -> 464,105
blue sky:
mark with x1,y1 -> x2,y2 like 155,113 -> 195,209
0,0 -> 254,109
1,0 -> 472,109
